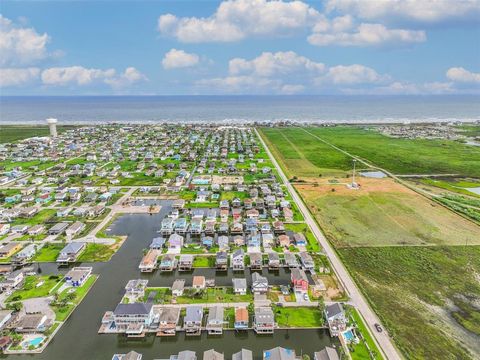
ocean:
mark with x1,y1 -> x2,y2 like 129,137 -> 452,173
0,95 -> 479,124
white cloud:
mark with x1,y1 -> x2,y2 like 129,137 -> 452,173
0,15 -> 50,66
158,0 -> 321,43
229,51 -> 325,76
321,64 -> 388,85
308,22 -> 426,47
162,49 -> 200,69
41,66 -> 146,88
196,75 -> 280,93
0,67 -> 40,87
325,0 -> 480,24
280,84 -> 305,94
446,67 -> 480,83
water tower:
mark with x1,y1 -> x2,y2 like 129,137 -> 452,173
46,118 -> 58,137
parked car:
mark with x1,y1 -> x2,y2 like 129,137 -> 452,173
303,293 -> 309,301
375,323 -> 383,332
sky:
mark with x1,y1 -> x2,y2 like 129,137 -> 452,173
1,0 -> 480,95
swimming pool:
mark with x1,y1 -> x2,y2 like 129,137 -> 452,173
23,336 -> 44,348
342,330 -> 355,342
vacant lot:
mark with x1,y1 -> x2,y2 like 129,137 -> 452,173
297,177 -> 480,247
0,125 -> 78,143
339,246 -> 480,360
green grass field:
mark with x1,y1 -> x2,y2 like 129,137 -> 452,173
339,246 -> 480,360
32,243 -> 64,262
273,306 -> 324,328
7,275 -> 63,302
0,125 -> 78,143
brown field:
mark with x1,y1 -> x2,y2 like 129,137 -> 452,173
296,177 -> 480,247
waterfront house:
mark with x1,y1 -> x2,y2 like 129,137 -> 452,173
263,347 -> 296,360
268,252 -> 280,270
14,314 -> 49,333
171,351 -> 197,360
150,237 -> 166,250
251,272 -> 268,294
299,252 -> 315,271
249,252 -> 263,270
139,249 -> 160,273
0,270 -> 24,291
0,310 -> 13,331
184,306 -> 203,336
206,306 -> 224,335
314,347 -> 340,360
190,218 -> 203,235
172,279 -> 185,297
192,276 -> 206,290
112,351 -> 143,360
253,307 -> 275,334
178,254 -> 194,271
217,236 -> 229,251
216,251 -> 228,271
232,278 -> 247,295
12,244 -> 37,265
0,243 -> 23,258
167,233 -> 184,251
125,279 -> 148,299
160,254 -> 176,272
231,249 -> 245,271
284,253 -> 299,268
324,303 -> 347,337
113,303 -> 154,335
161,217 -> 174,235
291,268 -> 309,293
204,350 -> 224,360
157,307 -> 180,337
57,242 -> 86,264
234,307 -> 249,331
232,349 -> 253,360
65,266 -> 92,287
174,218 -> 189,234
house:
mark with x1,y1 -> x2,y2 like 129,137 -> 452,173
57,242 -> 86,264
299,252 -> 314,271
249,252 -> 263,270
291,268 -> 309,293
0,224 -> 10,236
217,236 -> 229,251
251,272 -> 268,294
172,279 -> 186,297
0,310 -> 13,331
28,224 -> 45,236
215,251 -> 228,271
139,249 -> 160,272
231,249 -> 245,271
65,266 -> 92,287
167,233 -> 184,251
66,221 -> 85,238
161,217 -> 174,235
284,253 -> 299,268
206,306 -> 224,335
0,243 -> 23,258
277,234 -> 291,248
178,254 -> 194,271
314,347 -> 340,360
157,307 -> 180,337
232,278 -> 247,295
234,307 -> 249,331
0,270 -> 24,291
113,303 -> 154,334
174,218 -> 189,234
14,314 -> 49,333
0,336 -> 11,352
170,351 -> 197,360
184,306 -> 203,336
192,276 -> 206,290
324,303 -> 347,337
112,351 -> 143,360
268,252 -> 280,270
263,347 -> 296,360
48,222 -> 69,235
160,254 -> 176,272
12,244 -> 37,264
293,233 -> 307,247
233,349 -> 253,360
125,279 -> 148,299
150,237 -> 166,250
56,208 -> 72,218
254,307 -> 275,334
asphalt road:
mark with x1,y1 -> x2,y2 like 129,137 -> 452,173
255,128 -> 401,360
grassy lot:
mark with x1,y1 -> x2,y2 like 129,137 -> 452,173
32,243 -> 64,262
7,275 -> 63,302
77,243 -> 117,262
0,125 -> 77,143
418,178 -> 480,198
12,209 -> 56,226
192,256 -> 215,267
52,275 -> 97,321
305,126 -> 480,178
175,287 -> 253,304
284,223 -> 320,252
339,246 -> 480,360
296,177 -> 480,247
273,306 -> 324,328
143,287 -> 171,304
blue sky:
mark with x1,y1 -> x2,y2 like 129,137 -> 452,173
1,0 -> 479,95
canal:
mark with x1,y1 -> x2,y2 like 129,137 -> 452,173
5,201 -> 339,359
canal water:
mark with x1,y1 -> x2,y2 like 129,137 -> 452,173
5,201 -> 338,360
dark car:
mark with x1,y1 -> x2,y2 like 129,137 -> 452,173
374,323 -> 383,332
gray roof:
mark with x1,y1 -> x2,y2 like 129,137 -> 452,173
314,347 -> 340,360
252,272 -> 268,285
232,278 -> 247,289
60,242 -> 85,254
178,351 -> 196,360
232,349 -> 253,360
263,347 -> 296,360
114,303 -> 153,316
325,303 -> 344,319
159,307 -> 180,323
207,306 -> 224,323
203,350 -> 224,360
185,306 -> 203,322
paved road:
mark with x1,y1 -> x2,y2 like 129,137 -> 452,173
255,128 -> 401,360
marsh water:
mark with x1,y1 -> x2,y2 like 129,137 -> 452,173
4,201 -> 338,360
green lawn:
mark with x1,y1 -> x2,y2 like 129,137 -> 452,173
284,223 -> 320,252
175,287 -> 253,304
32,243 -> 64,262
0,125 -> 77,143
77,243 -> 116,262
273,306 -> 324,328
53,275 -> 97,321
7,275 -> 63,302
143,287 -> 171,304
192,256 -> 215,267
12,209 -> 56,226
339,246 -> 480,360
347,306 -> 384,360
